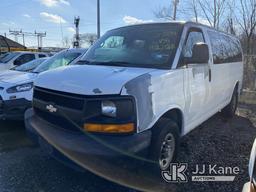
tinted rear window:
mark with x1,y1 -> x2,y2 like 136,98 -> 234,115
208,31 -> 242,64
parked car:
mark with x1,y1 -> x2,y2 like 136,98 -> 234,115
25,22 -> 244,173
0,48 -> 87,120
242,139 -> 256,192
0,51 -> 49,71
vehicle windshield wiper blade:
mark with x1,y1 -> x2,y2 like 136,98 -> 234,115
89,61 -> 134,67
76,60 -> 92,65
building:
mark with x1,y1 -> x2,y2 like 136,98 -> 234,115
0,35 -> 26,53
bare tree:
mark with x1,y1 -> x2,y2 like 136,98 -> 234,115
191,0 -> 199,22
80,33 -> 97,47
198,0 -> 227,29
63,36 -> 71,48
223,1 -> 237,35
236,0 -> 256,55
154,0 -> 179,20
154,5 -> 172,20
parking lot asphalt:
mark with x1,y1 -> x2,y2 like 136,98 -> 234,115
0,105 -> 255,192
0,121 -> 132,192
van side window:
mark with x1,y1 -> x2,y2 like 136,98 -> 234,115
208,31 -> 242,64
183,31 -> 205,58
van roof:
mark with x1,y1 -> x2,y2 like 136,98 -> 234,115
112,21 -> 237,39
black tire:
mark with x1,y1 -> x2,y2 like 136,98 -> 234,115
221,86 -> 238,118
149,118 -> 180,171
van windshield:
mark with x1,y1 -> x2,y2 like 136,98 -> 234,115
33,50 -> 81,73
82,23 -> 183,69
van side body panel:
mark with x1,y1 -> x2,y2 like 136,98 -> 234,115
121,70 -> 186,134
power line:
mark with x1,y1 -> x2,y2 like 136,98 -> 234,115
9,29 -> 46,48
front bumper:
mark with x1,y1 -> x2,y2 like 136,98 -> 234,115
25,108 -> 152,170
0,97 -> 31,120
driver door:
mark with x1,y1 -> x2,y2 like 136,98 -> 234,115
182,28 -> 211,132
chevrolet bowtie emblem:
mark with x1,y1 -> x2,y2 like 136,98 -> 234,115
46,104 -> 57,113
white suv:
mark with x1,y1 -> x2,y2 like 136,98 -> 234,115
25,22 -> 244,172
0,48 -> 87,120
0,51 -> 49,71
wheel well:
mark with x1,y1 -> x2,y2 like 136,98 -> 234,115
161,109 -> 183,134
235,81 -> 240,94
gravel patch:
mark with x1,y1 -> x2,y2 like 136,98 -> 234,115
0,107 -> 256,192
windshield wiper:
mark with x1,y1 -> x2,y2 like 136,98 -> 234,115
76,60 -> 92,65
88,61 -> 135,67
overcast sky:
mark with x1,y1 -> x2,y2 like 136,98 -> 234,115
0,0 -> 215,47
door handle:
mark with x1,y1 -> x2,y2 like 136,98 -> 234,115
209,68 -> 212,82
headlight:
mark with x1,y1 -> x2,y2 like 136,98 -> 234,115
7,82 -> 33,93
83,97 -> 136,134
101,100 -> 117,117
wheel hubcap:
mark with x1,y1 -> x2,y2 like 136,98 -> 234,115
159,133 -> 175,170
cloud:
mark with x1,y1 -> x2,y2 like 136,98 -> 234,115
23,14 -> 31,18
191,17 -> 211,26
39,0 -> 70,7
40,12 -> 67,24
67,27 -> 75,33
123,16 -> 153,25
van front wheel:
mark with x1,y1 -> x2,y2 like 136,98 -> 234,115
149,118 -> 180,171
221,87 -> 238,118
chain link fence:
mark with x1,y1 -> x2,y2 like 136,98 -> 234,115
243,55 -> 256,90
240,55 -> 256,105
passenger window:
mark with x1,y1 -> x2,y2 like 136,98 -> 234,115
15,54 -> 35,65
183,30 -> 205,58
39,54 -> 46,58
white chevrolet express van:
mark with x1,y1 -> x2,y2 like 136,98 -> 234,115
25,22 -> 243,171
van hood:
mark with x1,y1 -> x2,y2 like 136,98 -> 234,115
35,65 -> 155,95
0,70 -> 38,84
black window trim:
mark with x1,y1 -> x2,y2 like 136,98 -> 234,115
177,27 -> 206,68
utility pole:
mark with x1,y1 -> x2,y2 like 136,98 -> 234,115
97,0 -> 101,39
22,34 -> 25,46
35,31 -> 46,49
73,16 -> 80,48
173,0 -> 179,20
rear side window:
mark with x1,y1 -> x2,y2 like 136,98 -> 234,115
208,31 -> 242,64
39,54 -> 46,58
15,54 -> 36,65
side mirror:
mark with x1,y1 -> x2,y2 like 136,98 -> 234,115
243,139 -> 256,192
249,139 -> 256,185
186,43 -> 210,64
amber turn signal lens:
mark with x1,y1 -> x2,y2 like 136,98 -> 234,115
84,123 -> 135,133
